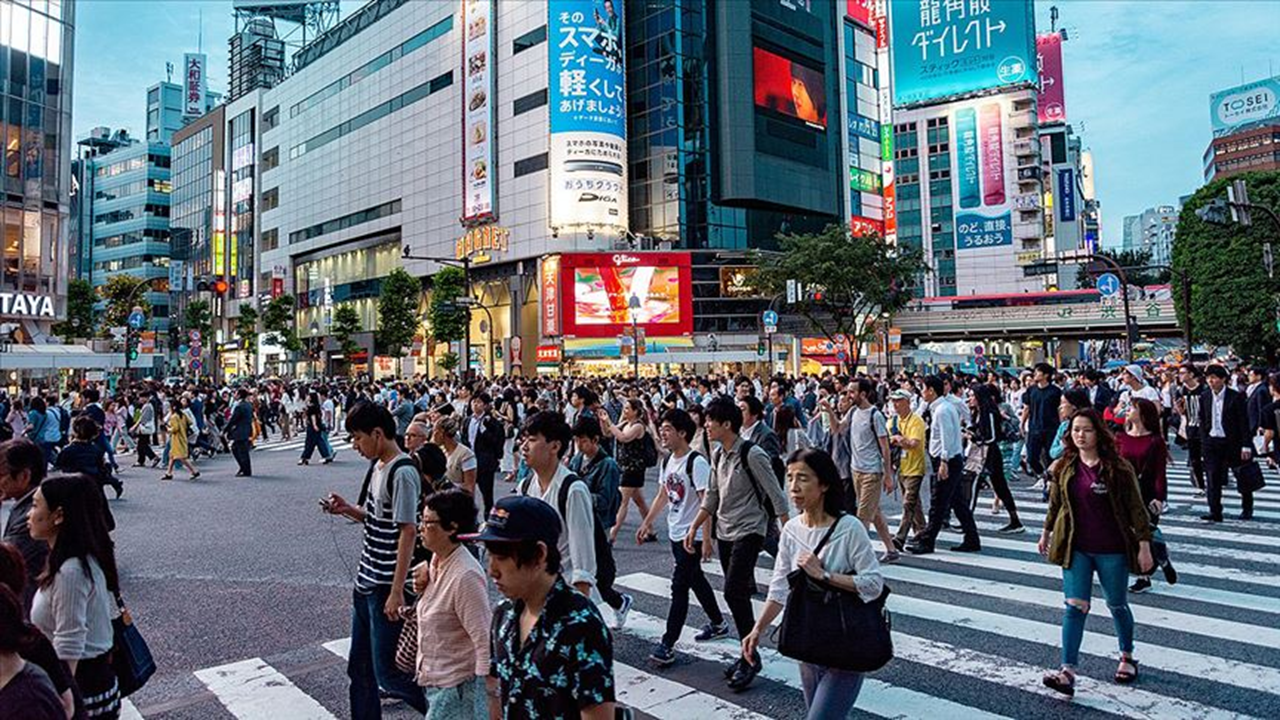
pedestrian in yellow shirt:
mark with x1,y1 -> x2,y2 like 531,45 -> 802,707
888,389 -> 927,550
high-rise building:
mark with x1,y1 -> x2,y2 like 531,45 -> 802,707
1204,76 -> 1280,181
228,16 -> 285,102
146,80 -> 220,144
1,0 -> 75,350
1121,214 -> 1141,253
1136,204 -> 1177,268
170,105 -> 226,371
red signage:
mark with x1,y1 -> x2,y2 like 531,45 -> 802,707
1036,33 -> 1067,124
557,252 -> 694,339
846,0 -> 872,27
871,0 -> 888,49
850,216 -> 884,238
541,255 -> 561,337
536,345 -> 562,364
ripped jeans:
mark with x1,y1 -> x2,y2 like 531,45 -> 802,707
1061,550 -> 1135,667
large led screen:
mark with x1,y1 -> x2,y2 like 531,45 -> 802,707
753,47 -> 827,129
557,252 -> 693,338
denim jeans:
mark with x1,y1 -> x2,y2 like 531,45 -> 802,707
423,676 -> 487,720
1061,550 -> 1135,667
320,430 -> 335,459
799,662 -> 864,720
348,586 -> 427,719
664,539 -> 725,648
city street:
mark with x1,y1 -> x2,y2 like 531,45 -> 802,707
105,437 -> 1280,720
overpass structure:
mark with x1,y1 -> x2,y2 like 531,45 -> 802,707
893,296 -> 1179,342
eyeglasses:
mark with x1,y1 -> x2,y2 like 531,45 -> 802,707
419,519 -> 442,527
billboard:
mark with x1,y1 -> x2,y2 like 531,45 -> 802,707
541,255 -> 561,337
462,0 -> 496,222
548,0 -> 628,230
1056,168 -> 1076,223
946,96 -> 1015,251
753,47 -> 828,129
1036,33 -> 1065,124
888,0 -> 1036,107
847,0 -> 873,26
873,0 -> 896,241
183,53 -> 207,117
557,252 -> 693,338
1210,76 -> 1280,138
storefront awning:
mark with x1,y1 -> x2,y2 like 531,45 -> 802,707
0,344 -> 129,370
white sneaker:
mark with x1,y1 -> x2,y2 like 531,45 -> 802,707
1030,480 -> 1045,491
612,593 -> 633,630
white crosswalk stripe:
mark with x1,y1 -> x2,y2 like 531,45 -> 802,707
194,657 -> 338,719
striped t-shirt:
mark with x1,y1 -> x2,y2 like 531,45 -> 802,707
355,455 -> 421,593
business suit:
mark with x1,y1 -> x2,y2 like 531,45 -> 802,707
462,412 -> 505,513
1089,383 -> 1116,414
225,399 -> 255,476
743,420 -> 782,460
1199,386 -> 1252,520
1247,383 -> 1268,434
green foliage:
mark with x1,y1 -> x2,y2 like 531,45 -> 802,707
262,294 -> 303,353
235,305 -> 260,359
1074,248 -> 1171,288
99,275 -> 152,336
438,350 -> 460,373
426,265 -> 468,346
331,304 -> 363,374
749,224 -> 926,363
378,268 -> 424,358
182,299 -> 214,342
53,279 -> 96,340
1172,170 -> 1280,361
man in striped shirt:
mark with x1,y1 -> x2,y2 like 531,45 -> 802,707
322,401 -> 426,719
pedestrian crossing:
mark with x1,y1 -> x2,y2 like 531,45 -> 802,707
250,436 -> 353,455
117,464 -> 1280,719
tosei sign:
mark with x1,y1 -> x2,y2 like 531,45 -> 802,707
1210,76 -> 1280,138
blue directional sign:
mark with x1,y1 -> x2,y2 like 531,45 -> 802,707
762,310 -> 779,326
1095,273 -> 1120,297
127,311 -> 145,329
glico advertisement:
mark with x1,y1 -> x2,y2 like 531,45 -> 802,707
888,0 -> 1036,107
547,0 -> 628,230
557,252 -> 693,339
946,96 -> 1015,251
753,47 -> 828,129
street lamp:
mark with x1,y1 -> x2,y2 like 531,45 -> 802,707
628,294 -> 641,378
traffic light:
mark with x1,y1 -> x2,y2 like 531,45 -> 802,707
494,342 -> 503,359
125,330 -> 139,362
757,339 -> 767,356
212,277 -> 229,294
1194,199 -> 1229,226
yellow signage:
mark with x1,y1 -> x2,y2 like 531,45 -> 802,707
456,225 -> 510,261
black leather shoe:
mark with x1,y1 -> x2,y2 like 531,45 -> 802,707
728,655 -> 761,691
1238,513 -> 1254,521
905,543 -> 935,555
1199,514 -> 1222,522
949,542 -> 982,553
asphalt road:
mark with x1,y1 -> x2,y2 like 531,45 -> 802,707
87,436 -> 1280,720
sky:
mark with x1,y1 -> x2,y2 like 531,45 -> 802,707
71,0 -> 1279,247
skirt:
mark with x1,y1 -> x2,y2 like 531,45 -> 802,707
621,466 -> 647,489
78,652 -> 120,719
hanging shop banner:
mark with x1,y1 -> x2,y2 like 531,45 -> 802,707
943,96 -> 1015,250
462,0 -> 497,223
541,254 -> 562,337
548,0 -> 628,231
1035,33 -> 1066,124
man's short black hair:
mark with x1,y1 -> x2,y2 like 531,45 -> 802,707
1205,364 -> 1229,380
853,378 -> 875,398
571,386 -> 599,407
523,410 -> 573,458
474,392 -> 492,406
82,388 -> 99,404
1034,362 -> 1056,377
485,538 -> 562,574
571,414 -> 603,441
0,439 -> 46,488
705,396 -> 744,433
739,394 -> 764,420
922,375 -> 945,397
344,400 -> 396,439
661,408 -> 697,442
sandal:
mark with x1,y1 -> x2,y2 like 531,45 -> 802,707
1115,657 -> 1138,684
1042,668 -> 1075,697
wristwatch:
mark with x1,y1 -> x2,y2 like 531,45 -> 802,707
821,570 -> 832,583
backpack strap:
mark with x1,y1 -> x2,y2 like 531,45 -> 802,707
684,450 -> 702,480
737,441 -> 771,513
555,473 -> 583,519
357,456 -> 417,509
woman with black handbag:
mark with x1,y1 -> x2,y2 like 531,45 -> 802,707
741,448 -> 885,719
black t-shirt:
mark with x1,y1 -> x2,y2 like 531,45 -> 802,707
1026,384 -> 1063,434
20,628 -> 84,719
0,661 -> 67,720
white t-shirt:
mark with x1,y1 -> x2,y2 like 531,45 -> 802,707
660,449 -> 711,542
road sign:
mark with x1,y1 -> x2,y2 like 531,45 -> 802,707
764,323 -> 777,335
128,311 -> 145,329
1022,260 -> 1059,278
479,319 -> 489,334
189,346 -> 200,358
109,326 -> 127,340
189,330 -> 201,342
762,310 -> 778,326
786,280 -> 798,305
189,359 -> 202,372
836,349 -> 848,363
1096,273 -> 1121,297
973,344 -> 985,356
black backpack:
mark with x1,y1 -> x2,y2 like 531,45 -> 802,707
738,440 -> 785,556
520,473 -> 616,594
358,456 -> 432,567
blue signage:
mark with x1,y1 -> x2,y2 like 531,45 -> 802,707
127,311 -> 145,330
1096,273 -> 1120,297
954,107 -> 980,209
889,0 -> 1037,107
548,0 -> 626,137
762,310 -> 779,326
848,115 -> 880,142
956,211 -> 1012,251
1057,168 -> 1077,223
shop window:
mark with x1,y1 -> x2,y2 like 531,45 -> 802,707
514,152 -> 548,178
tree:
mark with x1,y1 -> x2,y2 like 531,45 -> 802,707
749,224 -> 926,366
183,299 -> 214,343
437,351 -> 460,374
52,279 -> 96,340
331,304 -> 363,375
425,266 -> 468,374
378,267 -> 424,358
262,294 -> 303,354
1173,170 -> 1280,362
234,305 -> 260,369
1074,248 -> 1171,288
99,275 -> 152,336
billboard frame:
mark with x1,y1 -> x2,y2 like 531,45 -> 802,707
557,252 -> 693,339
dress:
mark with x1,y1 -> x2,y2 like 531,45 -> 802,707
167,412 -> 190,460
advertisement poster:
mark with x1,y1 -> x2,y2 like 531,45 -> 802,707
1057,167 -> 1076,223
462,0 -> 496,222
948,97 -> 1014,251
1035,33 -> 1066,124
557,252 -> 693,338
753,47 -> 827,129
847,0 -> 873,27
888,0 -> 1036,107
1209,76 -> 1280,137
183,53 -> 207,117
548,0 -> 628,230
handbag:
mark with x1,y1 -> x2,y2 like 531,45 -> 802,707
111,595 -> 156,697
1234,460 -> 1267,494
776,515 -> 894,672
963,444 -> 988,476
394,603 -> 418,675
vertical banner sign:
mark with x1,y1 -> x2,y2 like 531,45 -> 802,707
548,0 -> 628,231
888,0 -> 1037,107
1035,33 -> 1066,123
462,0 -> 496,222
541,255 -> 561,337
873,0 -> 896,242
1057,168 -> 1076,223
951,97 -> 1013,250
847,0 -> 873,26
169,260 -> 185,292
183,53 -> 207,117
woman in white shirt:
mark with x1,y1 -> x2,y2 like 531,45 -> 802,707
742,448 -> 883,720
27,475 -> 121,720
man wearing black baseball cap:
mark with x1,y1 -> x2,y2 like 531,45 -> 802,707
465,496 -> 616,719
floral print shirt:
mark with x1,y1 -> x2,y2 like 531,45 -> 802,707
489,576 -> 614,719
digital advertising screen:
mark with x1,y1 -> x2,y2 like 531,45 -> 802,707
753,47 -> 827,129
557,252 -> 693,338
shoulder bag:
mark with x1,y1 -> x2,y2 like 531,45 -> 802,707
112,594 -> 157,697
776,514 -> 894,672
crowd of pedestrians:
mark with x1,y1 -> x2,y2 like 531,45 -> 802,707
0,355 -> 1270,718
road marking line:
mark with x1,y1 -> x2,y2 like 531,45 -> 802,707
966,503 -> 1280,548
614,662 -> 773,719
119,699 -> 144,720
322,638 -> 350,659
194,658 -> 337,719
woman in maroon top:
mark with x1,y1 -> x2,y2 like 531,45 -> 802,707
1117,398 -> 1177,594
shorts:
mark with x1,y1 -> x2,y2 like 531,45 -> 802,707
424,676 -> 487,720
852,471 -> 883,524
621,466 -> 647,488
